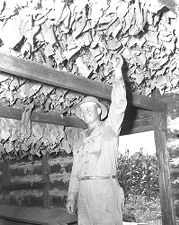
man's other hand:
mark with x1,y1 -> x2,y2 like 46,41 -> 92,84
66,200 -> 76,215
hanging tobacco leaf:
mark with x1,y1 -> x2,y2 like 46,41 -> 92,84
0,0 -> 179,158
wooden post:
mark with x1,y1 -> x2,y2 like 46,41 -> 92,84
42,153 -> 50,208
2,160 -> 10,203
163,92 -> 179,224
152,89 -> 176,225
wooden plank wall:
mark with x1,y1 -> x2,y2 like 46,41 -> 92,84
165,93 -> 179,224
0,151 -> 73,208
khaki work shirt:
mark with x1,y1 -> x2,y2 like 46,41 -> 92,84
68,76 -> 127,202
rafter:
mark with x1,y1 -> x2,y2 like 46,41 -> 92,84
0,105 -> 87,129
0,53 -> 166,112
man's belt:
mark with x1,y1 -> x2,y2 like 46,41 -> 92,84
79,175 -> 117,181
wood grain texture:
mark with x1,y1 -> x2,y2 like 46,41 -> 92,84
0,52 -> 166,112
1,182 -> 45,191
166,93 -> 179,223
152,90 -> 176,225
0,104 -> 87,129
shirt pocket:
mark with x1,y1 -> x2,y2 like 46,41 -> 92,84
102,124 -> 116,142
88,135 -> 102,158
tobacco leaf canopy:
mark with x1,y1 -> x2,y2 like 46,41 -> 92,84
0,0 -> 178,158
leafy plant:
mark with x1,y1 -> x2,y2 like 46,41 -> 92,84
117,149 -> 161,223
117,149 -> 159,199
123,194 -> 162,224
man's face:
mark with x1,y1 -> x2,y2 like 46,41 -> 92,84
79,102 -> 101,124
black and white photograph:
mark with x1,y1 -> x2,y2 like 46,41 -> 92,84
0,0 -> 178,224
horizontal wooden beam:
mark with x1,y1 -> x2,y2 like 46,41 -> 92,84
0,104 -> 87,129
126,92 -> 167,112
0,204 -> 76,225
1,182 -> 45,191
121,117 -> 154,135
0,104 -> 153,134
0,215 -> 47,225
121,124 -> 153,135
0,52 -> 166,112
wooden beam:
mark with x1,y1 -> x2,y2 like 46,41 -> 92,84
0,104 -> 154,134
126,91 -> 167,112
0,104 -> 87,129
121,117 -> 154,135
0,215 -> 48,225
0,204 -> 77,225
121,124 -> 153,135
152,90 -> 176,225
1,182 -> 45,191
0,52 -> 166,112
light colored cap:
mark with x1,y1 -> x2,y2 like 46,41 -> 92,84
75,96 -> 108,120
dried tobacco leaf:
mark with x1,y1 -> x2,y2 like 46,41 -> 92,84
41,22 -> 56,44
0,72 -> 10,83
73,0 -> 88,14
1,18 -> 23,48
76,57 -> 92,77
0,0 -> 179,157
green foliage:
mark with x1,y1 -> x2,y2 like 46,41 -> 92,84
117,149 -> 161,223
123,195 -> 162,224
117,149 -> 159,199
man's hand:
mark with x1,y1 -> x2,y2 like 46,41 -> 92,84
112,55 -> 124,79
66,200 -> 76,215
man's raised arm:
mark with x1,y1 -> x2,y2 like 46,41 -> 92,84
106,56 -> 127,135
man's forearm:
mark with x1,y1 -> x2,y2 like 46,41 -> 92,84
106,56 -> 127,135
111,56 -> 126,109
67,174 -> 79,202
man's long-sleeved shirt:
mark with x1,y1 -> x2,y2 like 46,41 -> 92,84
67,76 -> 127,202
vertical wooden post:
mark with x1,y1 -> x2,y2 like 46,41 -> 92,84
152,89 -> 176,225
164,93 -> 179,224
42,153 -> 50,208
2,160 -> 10,203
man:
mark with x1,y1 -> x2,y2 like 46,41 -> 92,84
66,55 -> 127,225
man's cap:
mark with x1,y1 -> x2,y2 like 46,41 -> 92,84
75,96 -> 108,120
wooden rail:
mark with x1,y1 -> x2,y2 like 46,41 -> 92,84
1,182 -> 45,191
0,52 -> 166,112
0,215 -> 47,225
0,104 -> 155,133
121,117 -> 153,135
0,104 -> 87,129
0,204 -> 77,225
